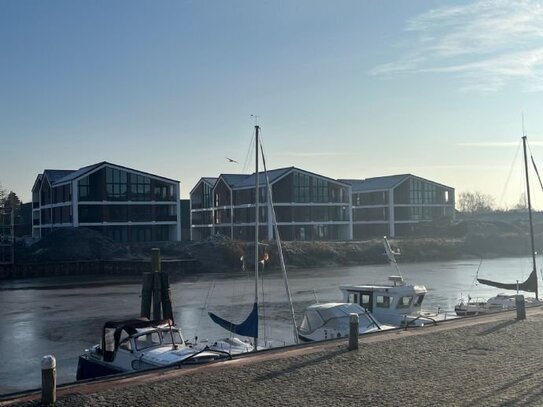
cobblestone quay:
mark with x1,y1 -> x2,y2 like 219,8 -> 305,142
5,307 -> 543,406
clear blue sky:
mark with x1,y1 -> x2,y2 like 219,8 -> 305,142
2,0 -> 543,208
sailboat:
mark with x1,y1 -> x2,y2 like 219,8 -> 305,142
455,135 -> 540,316
207,125 -> 299,353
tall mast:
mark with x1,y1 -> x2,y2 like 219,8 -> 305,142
254,125 -> 260,348
522,135 -> 538,299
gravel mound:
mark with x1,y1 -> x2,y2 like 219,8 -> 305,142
25,228 -> 128,262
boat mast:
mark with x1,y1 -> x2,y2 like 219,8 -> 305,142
522,135 -> 538,299
254,125 -> 260,348
258,142 -> 300,344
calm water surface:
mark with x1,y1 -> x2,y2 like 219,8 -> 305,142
0,256 -> 538,393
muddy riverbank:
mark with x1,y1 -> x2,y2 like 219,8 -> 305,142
3,218 -> 540,279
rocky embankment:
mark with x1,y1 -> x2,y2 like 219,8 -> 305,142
11,218 -> 542,273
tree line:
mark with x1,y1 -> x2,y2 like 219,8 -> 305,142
0,182 -> 23,230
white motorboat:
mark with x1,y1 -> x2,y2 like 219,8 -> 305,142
76,318 -> 230,380
339,238 -> 456,327
340,275 -> 453,327
455,293 -> 539,316
297,302 -> 395,342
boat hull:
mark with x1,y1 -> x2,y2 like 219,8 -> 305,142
76,355 -> 124,381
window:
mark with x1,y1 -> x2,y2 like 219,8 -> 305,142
293,173 -> 311,203
134,332 -> 161,350
347,293 -> 359,304
413,294 -> 425,307
161,329 -> 183,345
203,184 -> 212,207
409,178 -> 437,205
396,296 -> 413,309
53,185 -> 71,203
360,294 -> 371,309
106,168 -> 128,200
106,205 -> 128,222
130,173 -> 151,201
79,176 -> 90,200
312,178 -> 328,202
119,339 -> 132,351
154,182 -> 174,201
376,295 -> 390,308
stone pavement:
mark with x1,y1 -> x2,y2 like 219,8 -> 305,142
4,307 -> 543,406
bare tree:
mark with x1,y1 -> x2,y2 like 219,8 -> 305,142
0,182 -> 6,204
457,191 -> 495,214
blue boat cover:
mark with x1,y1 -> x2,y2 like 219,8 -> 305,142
208,302 -> 258,338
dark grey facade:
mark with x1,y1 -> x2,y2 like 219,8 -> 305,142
190,167 -> 352,241
191,170 -> 455,241
32,162 -> 181,242
341,174 -> 455,239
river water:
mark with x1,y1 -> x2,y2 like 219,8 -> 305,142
0,256 -> 538,393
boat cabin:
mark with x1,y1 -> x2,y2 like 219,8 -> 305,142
298,302 -> 388,342
101,318 -> 184,362
339,276 -> 428,326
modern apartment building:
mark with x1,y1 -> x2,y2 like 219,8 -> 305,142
341,174 -> 455,239
192,170 -> 455,241
191,167 -> 352,241
32,162 -> 181,242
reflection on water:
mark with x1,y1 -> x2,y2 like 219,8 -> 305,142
0,256 -> 538,393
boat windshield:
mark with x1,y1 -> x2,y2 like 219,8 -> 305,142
134,331 -> 162,351
413,294 -> 424,307
160,328 -> 183,345
300,310 -> 324,332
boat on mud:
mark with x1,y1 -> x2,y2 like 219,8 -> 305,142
297,302 -> 395,342
339,238 -> 456,327
76,318 -> 230,380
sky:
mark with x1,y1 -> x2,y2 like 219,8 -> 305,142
2,0 -> 543,208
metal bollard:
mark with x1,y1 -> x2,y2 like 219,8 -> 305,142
348,313 -> 359,350
41,355 -> 56,406
516,295 -> 526,321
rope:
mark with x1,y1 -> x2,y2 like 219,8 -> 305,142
465,257 -> 483,302
241,131 -> 255,175
195,281 -> 215,338
498,140 -> 521,208
259,130 -> 300,344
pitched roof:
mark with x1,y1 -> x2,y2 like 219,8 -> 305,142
47,161 -> 179,186
52,163 -> 104,185
219,174 -> 248,187
202,177 -> 218,187
233,167 -> 293,188
214,166 -> 350,190
340,174 -> 410,192
43,169 -> 76,184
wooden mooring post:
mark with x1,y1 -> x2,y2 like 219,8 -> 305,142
41,355 -> 56,406
140,248 -> 174,322
516,295 -> 526,321
348,313 -> 359,350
